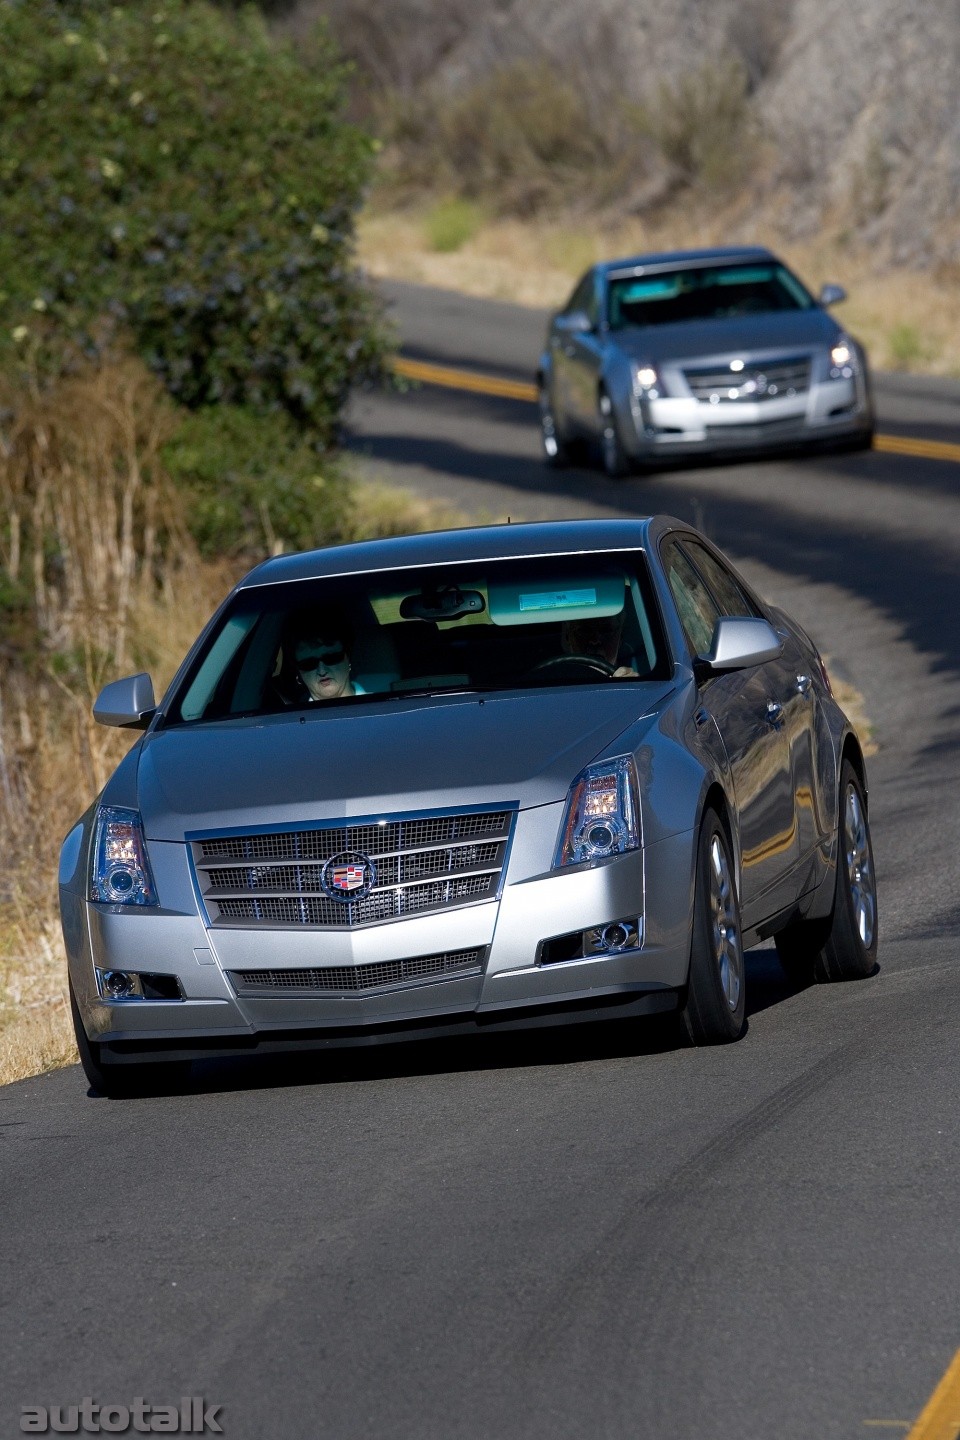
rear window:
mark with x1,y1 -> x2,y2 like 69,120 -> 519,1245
607,262 -> 814,330
165,552 -> 669,725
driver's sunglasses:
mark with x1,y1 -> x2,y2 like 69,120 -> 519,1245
297,646 -> 346,671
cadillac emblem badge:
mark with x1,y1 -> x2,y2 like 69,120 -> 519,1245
321,851 -> 376,903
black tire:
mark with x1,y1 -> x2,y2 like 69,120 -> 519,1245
70,980 -> 191,1097
774,758 -> 878,983
598,390 -> 632,478
539,382 -> 572,467
680,809 -> 746,1044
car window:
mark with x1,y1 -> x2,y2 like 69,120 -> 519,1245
662,540 -> 721,657
164,551 -> 671,725
680,541 -> 759,620
607,262 -> 813,329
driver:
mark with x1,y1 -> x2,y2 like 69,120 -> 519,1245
561,613 -> 637,678
284,612 -> 364,702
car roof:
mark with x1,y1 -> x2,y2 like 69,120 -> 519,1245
600,246 -> 778,279
240,517 -> 672,588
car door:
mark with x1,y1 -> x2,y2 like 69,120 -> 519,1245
661,537 -> 799,929
681,539 -> 822,891
558,271 -> 605,432
550,273 -> 594,434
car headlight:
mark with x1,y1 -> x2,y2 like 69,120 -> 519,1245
90,806 -> 157,905
554,756 -> 640,867
829,337 -> 855,378
634,363 -> 659,394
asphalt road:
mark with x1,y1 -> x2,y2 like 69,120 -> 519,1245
4,281 -> 960,1440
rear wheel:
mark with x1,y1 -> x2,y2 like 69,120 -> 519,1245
70,980 -> 191,1097
598,390 -> 632,478
680,809 -> 746,1044
774,759 -> 877,982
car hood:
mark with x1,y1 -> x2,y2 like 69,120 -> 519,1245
613,309 -> 839,363
137,685 -> 674,839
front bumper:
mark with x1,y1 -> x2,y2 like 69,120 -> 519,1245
624,370 -> 872,460
63,805 -> 695,1063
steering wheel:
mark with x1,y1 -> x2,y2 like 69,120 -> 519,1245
528,654 -> 615,679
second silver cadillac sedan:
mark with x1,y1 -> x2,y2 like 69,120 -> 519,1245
538,247 -> 874,475
61,518 -> 878,1094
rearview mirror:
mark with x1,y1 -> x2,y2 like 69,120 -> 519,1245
697,617 -> 783,674
93,672 -> 157,729
819,283 -> 847,307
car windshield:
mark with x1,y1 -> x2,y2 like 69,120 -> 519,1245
165,552 -> 669,725
607,262 -> 814,330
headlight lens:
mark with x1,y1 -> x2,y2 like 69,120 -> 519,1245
554,756 -> 640,867
829,337 -> 855,377
634,364 -> 659,392
91,806 -> 156,905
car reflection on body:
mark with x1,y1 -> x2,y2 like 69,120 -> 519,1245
61,518 -> 878,1095
537,247 -> 874,476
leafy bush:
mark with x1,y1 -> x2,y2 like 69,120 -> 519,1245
0,0 -> 387,442
163,405 -> 349,557
424,197 -> 484,253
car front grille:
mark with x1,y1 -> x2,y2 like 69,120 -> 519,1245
228,948 -> 484,996
192,809 -> 513,928
683,356 -> 811,404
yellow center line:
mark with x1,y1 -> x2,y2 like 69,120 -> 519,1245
391,356 -> 960,465
873,433 -> 960,463
903,1346 -> 960,1440
393,355 -> 538,403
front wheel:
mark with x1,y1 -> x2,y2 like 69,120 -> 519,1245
539,382 -> 572,467
680,809 -> 746,1044
598,391 -> 632,478
775,759 -> 878,982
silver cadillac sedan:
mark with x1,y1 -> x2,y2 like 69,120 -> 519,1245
61,518 -> 877,1094
538,247 -> 874,475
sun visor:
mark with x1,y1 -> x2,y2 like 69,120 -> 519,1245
487,573 -> 625,626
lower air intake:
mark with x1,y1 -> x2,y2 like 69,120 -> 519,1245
229,949 -> 484,997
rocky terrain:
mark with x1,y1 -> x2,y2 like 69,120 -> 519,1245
282,0 -> 960,265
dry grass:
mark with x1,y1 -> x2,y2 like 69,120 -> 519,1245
0,355 -> 472,1085
358,201 -> 960,376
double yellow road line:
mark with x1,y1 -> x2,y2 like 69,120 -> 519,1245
392,356 -> 960,465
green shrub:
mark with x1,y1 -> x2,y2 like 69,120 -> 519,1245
887,323 -> 926,371
162,405 -> 349,558
0,0 -> 388,443
424,197 -> 483,253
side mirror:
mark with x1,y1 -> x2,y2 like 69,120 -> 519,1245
555,310 -> 594,335
93,672 -> 157,729
697,617 -> 783,674
819,283 -> 847,308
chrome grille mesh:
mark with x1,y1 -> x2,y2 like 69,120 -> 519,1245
228,948 -> 483,996
683,356 -> 811,404
193,810 -> 512,928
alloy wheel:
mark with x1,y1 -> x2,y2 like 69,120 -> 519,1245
844,784 -> 876,949
710,834 -> 742,1010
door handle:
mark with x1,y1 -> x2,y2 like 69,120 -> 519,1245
796,673 -> 812,695
765,699 -> 783,725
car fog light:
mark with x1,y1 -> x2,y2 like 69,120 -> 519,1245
583,918 -> 641,955
100,969 -> 141,999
